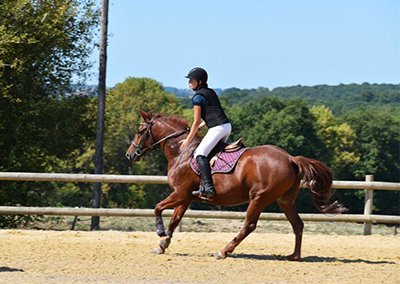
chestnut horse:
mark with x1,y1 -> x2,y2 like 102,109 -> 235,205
126,110 -> 346,261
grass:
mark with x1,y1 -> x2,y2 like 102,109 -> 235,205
21,215 -> 398,236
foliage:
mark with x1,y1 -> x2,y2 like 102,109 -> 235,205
100,77 -> 183,209
338,108 -> 400,215
0,0 -> 100,95
227,96 -> 325,159
341,108 -> 400,182
310,105 -> 360,179
220,83 -> 399,116
0,0 -> 100,227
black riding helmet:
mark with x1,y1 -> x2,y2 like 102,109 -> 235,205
185,67 -> 208,83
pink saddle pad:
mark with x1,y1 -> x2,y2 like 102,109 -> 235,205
190,148 -> 248,176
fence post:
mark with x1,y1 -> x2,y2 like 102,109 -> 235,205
363,175 -> 374,235
175,220 -> 183,233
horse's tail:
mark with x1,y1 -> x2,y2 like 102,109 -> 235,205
292,156 -> 347,214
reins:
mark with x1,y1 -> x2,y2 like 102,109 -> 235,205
131,122 -> 189,157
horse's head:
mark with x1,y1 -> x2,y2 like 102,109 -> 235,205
126,110 -> 191,163
125,110 -> 158,162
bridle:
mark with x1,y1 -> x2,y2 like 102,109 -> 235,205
129,121 -> 189,158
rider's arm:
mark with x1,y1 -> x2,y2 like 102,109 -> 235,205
186,105 -> 202,143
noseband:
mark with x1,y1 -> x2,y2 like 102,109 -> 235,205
130,122 -> 189,158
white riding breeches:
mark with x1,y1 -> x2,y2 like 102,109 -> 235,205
194,123 -> 232,158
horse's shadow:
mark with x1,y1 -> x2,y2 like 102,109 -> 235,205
0,267 -> 24,273
228,254 -> 396,265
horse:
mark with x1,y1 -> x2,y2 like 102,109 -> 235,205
125,110 -> 346,261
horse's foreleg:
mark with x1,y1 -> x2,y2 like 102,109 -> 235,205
167,204 -> 189,236
216,199 -> 265,259
153,192 -> 189,254
277,199 -> 303,261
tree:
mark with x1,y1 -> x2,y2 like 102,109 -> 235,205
342,108 -> 399,182
0,0 -> 100,169
310,105 -> 360,179
0,0 -> 100,96
223,97 -> 327,213
99,77 -> 183,209
227,97 -> 325,159
218,83 -> 400,116
0,0 -> 100,227
339,108 -> 400,214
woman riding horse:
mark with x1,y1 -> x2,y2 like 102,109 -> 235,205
126,109 -> 346,261
180,67 -> 232,199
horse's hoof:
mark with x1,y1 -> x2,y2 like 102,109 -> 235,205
286,254 -> 301,261
159,236 -> 171,249
214,250 -> 226,260
153,245 -> 165,254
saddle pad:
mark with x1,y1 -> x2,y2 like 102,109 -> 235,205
190,148 -> 248,176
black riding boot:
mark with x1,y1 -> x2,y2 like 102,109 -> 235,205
192,155 -> 215,197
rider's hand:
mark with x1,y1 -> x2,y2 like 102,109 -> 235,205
179,139 -> 189,150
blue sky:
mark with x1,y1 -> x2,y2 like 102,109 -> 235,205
89,0 -> 400,90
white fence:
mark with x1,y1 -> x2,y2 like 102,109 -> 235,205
0,172 -> 399,235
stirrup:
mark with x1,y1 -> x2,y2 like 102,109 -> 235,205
192,184 -> 215,198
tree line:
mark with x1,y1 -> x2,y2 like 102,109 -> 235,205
0,1 -> 398,227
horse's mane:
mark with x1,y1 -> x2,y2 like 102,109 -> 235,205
150,111 -> 189,130
165,114 -> 190,129
150,111 -> 202,140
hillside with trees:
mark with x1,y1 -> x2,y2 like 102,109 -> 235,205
178,83 -> 399,115
219,83 -> 399,115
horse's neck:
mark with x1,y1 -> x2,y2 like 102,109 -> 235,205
157,124 -> 198,165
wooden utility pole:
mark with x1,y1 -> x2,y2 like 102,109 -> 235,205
91,0 -> 109,230
363,175 -> 374,235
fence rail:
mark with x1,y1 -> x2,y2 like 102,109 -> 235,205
1,172 -> 399,190
0,206 -> 398,224
0,172 -> 399,233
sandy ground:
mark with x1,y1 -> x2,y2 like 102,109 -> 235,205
0,230 -> 399,284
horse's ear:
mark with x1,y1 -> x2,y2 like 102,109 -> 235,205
139,110 -> 151,122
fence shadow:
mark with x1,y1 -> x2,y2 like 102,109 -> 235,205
0,266 -> 25,273
228,254 -> 396,264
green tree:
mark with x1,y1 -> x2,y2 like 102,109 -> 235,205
342,108 -> 399,182
217,83 -> 400,116
99,77 -> 183,209
310,105 -> 360,179
0,0 -> 100,170
0,0 -> 100,94
339,108 -> 400,214
227,97 -> 325,159
223,97 -> 327,213
0,0 -> 100,227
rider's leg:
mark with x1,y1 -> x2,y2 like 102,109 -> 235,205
192,154 -> 215,196
192,123 -> 231,197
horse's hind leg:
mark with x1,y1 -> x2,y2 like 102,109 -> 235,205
277,199 -> 303,261
216,198 -> 266,259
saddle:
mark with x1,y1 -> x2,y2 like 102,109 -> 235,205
190,138 -> 248,176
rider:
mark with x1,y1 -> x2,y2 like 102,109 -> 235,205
180,67 -> 232,197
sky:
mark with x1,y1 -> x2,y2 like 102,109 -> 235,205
88,0 -> 400,90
